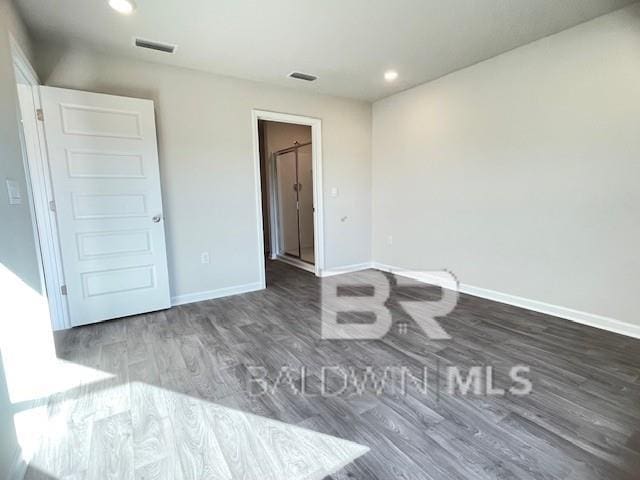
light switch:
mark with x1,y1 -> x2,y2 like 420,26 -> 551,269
330,187 -> 339,198
6,179 -> 22,205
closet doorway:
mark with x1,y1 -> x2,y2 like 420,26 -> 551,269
253,111 -> 324,277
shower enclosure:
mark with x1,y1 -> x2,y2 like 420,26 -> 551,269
274,142 -> 314,264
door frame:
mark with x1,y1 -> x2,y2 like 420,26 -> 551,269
251,110 -> 325,279
10,34 -> 70,331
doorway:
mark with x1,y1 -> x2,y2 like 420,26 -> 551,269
252,111 -> 324,277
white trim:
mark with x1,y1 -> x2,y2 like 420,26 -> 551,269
371,262 -> 640,340
372,263 -> 455,286
275,255 -> 315,274
9,34 -> 37,84
251,109 -> 325,278
320,262 -> 373,277
11,36 -> 71,331
459,284 -> 640,340
250,110 -> 267,289
7,446 -> 27,480
171,282 -> 263,306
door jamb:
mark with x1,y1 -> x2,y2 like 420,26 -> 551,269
251,110 -> 325,279
10,34 -> 70,330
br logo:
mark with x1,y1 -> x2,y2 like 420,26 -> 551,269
321,270 -> 459,340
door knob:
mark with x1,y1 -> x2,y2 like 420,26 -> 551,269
152,214 -> 162,223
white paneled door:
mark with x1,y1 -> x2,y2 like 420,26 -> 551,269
39,86 -> 171,327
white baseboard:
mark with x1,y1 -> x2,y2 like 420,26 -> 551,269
275,255 -> 316,274
372,262 -> 458,287
458,283 -> 640,339
320,262 -> 373,277
171,282 -> 264,306
7,446 -> 27,480
371,262 -> 640,340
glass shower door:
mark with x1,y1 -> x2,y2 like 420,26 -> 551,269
297,144 -> 314,264
274,144 -> 315,264
276,151 -> 300,257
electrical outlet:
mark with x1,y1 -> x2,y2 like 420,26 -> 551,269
387,235 -> 393,245
201,252 -> 210,264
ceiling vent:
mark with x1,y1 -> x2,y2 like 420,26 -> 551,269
134,37 -> 177,54
288,72 -> 318,82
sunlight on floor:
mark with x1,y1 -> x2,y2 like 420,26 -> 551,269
28,381 -> 369,479
2,262 -> 368,479
0,263 -> 115,471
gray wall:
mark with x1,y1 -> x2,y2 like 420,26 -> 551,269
0,0 -> 39,477
0,0 -> 39,293
372,4 -> 640,326
37,45 -> 372,299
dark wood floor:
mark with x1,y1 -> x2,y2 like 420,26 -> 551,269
29,260 -> 640,479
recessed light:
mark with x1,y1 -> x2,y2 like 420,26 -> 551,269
109,0 -> 136,14
384,70 -> 398,82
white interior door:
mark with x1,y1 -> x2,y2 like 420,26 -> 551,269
39,86 -> 171,327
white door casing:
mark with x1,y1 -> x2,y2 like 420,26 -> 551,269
39,86 -> 171,327
251,110 -> 324,279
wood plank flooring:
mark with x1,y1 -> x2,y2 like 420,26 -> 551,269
25,260 -> 640,479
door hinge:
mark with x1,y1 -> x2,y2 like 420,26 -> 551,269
49,200 -> 56,212
60,285 -> 68,295
36,109 -> 44,121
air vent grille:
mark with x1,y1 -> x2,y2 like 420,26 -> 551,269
134,38 -> 177,54
288,72 -> 318,82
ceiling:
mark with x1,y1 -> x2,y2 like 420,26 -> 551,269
16,0 -> 636,101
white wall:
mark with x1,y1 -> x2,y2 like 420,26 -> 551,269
36,46 -> 372,300
372,4 -> 640,327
